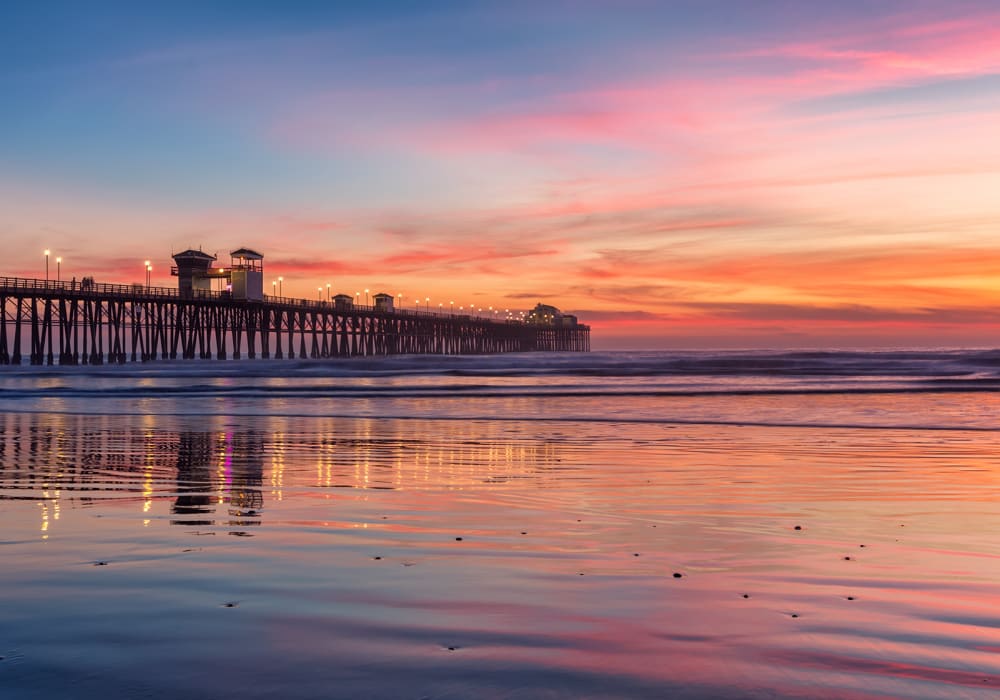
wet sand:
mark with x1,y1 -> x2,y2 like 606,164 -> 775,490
1,408 -> 997,699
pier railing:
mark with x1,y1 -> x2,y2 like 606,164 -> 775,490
0,276 -> 574,325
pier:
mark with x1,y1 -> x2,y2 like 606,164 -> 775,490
0,276 -> 589,365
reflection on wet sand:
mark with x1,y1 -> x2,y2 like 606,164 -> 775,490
172,430 -> 264,528
0,412 -> 563,539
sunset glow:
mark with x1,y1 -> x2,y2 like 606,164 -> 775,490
3,2 -> 1000,348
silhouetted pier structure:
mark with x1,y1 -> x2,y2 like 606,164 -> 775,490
0,276 -> 590,365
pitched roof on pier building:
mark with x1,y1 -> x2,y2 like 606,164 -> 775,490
172,249 -> 217,264
230,248 -> 263,260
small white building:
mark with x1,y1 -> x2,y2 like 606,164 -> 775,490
373,293 -> 394,312
229,248 -> 264,301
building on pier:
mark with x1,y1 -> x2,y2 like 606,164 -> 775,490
229,248 -> 264,301
172,247 -> 264,301
527,303 -> 580,327
171,249 -> 217,297
333,293 -> 354,310
373,293 -> 394,312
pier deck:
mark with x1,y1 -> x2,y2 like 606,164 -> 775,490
0,277 -> 589,365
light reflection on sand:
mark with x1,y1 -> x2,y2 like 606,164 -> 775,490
0,410 -> 998,699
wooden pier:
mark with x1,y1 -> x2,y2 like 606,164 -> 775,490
0,277 -> 589,365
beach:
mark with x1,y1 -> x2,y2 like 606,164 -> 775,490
1,351 -> 998,699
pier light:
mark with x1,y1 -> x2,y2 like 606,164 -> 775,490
425,296 -> 430,312
56,257 -> 62,282
278,276 -> 283,296
364,288 -> 369,305
318,286 -> 323,300
326,283 -> 331,301
44,249 -> 50,282
272,280 -> 277,296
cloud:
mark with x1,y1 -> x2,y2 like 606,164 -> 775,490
680,301 -> 1000,325
565,309 -> 666,321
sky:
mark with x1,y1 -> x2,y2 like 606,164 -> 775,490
2,1 -> 1000,349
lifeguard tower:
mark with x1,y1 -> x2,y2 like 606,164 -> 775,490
229,248 -> 264,301
171,249 -> 217,297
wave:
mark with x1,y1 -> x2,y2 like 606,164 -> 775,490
3,382 -> 1000,401
2,348 -> 999,379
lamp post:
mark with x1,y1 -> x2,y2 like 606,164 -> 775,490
44,250 -> 50,282
326,283 -> 331,301
450,300 -> 454,315
364,288 -> 369,306
355,291 -> 360,306
146,264 -> 152,289
278,276 -> 283,296
425,297 -> 430,312
272,280 -> 277,297
56,257 -> 62,282
318,287 -> 322,301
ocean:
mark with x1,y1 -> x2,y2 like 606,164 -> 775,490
0,350 -> 998,699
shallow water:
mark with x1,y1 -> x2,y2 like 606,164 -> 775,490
1,352 -> 998,699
